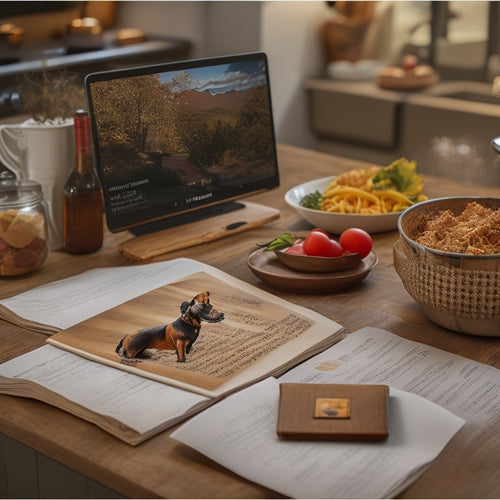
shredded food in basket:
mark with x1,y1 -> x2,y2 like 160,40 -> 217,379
415,201 -> 500,255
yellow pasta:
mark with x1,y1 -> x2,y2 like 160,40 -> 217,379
321,186 -> 382,214
318,166 -> 426,215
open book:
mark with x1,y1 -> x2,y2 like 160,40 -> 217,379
0,259 -> 344,444
0,345 -> 211,445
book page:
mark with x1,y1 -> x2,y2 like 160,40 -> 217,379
47,271 -> 343,397
0,345 -> 209,444
171,377 -> 464,499
280,326 -> 500,423
0,259 -> 205,332
0,258 -> 342,335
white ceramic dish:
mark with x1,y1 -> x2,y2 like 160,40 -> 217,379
284,177 -> 402,234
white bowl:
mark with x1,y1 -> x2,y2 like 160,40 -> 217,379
284,177 -> 401,234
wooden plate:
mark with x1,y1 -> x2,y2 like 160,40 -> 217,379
274,250 -> 361,273
247,248 -> 377,293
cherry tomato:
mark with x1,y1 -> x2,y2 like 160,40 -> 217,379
303,231 -> 342,257
339,228 -> 373,258
328,239 -> 344,257
311,228 -> 343,257
311,228 -> 331,238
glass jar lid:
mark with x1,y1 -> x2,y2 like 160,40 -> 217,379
0,171 -> 44,209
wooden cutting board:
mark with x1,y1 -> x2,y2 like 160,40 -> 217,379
118,201 -> 279,262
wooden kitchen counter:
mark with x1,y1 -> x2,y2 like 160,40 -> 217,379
1,144 -> 499,498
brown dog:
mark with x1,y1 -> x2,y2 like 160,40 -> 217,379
115,291 -> 224,362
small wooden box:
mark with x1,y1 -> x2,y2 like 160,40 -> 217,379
277,383 -> 389,441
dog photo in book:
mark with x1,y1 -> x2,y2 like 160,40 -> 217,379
116,291 -> 225,363
47,273 -> 319,393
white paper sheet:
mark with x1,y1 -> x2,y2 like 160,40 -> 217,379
0,260 -> 205,330
280,326 -> 500,423
0,258 -> 342,334
0,344 -> 208,435
171,377 -> 464,499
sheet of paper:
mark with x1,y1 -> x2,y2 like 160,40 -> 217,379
0,345 -> 208,434
171,377 -> 464,499
280,326 -> 500,423
0,260 -> 201,330
46,271 -> 340,397
0,258 -> 342,334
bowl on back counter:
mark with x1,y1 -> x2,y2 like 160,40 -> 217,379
393,196 -> 500,336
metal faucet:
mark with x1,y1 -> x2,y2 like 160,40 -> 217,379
428,1 -> 457,68
487,1 -> 500,80
429,1 -> 499,81
491,76 -> 500,153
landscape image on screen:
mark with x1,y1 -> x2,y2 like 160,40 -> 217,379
89,57 -> 277,224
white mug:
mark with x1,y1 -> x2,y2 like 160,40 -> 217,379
0,118 -> 75,250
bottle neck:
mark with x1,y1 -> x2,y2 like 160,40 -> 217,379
74,110 -> 92,173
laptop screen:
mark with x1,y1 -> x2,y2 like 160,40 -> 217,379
85,52 -> 279,233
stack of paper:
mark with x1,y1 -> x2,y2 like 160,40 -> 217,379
172,326 -> 500,498
172,377 -> 464,498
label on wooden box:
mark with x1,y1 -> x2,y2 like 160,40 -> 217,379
277,383 -> 389,441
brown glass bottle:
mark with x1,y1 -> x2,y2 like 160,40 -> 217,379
63,109 -> 104,254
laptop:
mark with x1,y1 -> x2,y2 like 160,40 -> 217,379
85,52 -> 279,235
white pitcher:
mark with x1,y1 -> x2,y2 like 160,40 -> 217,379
0,118 -> 75,250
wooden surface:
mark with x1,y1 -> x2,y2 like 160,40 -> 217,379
1,143 -> 499,499
118,201 -> 280,261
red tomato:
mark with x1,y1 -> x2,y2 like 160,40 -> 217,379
303,231 -> 343,257
285,239 -> 305,255
311,227 -> 331,238
328,239 -> 344,257
339,228 -> 373,258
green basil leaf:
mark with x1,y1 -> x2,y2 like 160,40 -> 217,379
264,232 -> 296,251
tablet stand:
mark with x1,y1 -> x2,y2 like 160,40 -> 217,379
118,201 -> 280,262
128,201 -> 247,236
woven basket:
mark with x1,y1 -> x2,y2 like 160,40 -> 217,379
394,196 -> 500,336
394,238 -> 500,321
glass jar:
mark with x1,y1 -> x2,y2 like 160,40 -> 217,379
0,173 -> 49,276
